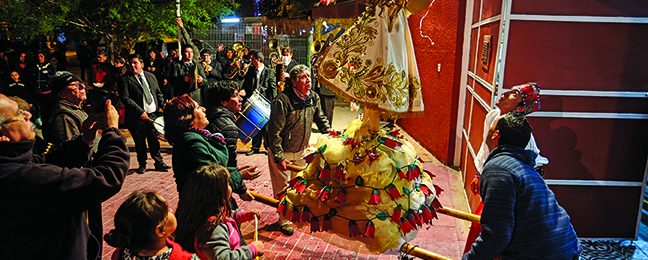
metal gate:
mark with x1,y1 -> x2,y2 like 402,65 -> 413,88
191,22 -> 310,67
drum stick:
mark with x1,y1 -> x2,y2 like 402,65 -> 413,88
147,118 -> 164,128
254,215 -> 259,260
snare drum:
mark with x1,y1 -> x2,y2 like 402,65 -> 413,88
236,92 -> 271,143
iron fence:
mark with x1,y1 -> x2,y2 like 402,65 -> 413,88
191,22 -> 311,68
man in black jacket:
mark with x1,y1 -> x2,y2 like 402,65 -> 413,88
205,81 -> 261,181
241,50 -> 276,155
0,93 -> 129,260
119,54 -> 170,174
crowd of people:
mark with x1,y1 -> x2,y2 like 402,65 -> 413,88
0,16 -> 335,258
0,16 -> 581,259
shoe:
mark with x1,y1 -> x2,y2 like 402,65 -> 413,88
246,149 -> 259,156
136,165 -> 146,174
154,162 -> 170,171
279,220 -> 294,236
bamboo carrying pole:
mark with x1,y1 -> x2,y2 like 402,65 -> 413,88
249,190 -> 470,260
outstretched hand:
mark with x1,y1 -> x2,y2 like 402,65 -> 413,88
237,210 -> 260,223
278,160 -> 288,171
239,190 -> 254,201
240,165 -> 261,180
176,17 -> 184,28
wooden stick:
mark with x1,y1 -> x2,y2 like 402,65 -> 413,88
254,215 -> 259,260
401,243 -> 453,260
437,207 -> 481,223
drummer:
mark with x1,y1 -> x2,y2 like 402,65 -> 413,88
204,80 -> 262,181
241,50 -> 277,156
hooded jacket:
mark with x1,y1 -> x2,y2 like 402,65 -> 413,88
0,129 -> 129,260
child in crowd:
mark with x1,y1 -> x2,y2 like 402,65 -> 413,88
175,164 -> 264,259
105,190 -> 197,260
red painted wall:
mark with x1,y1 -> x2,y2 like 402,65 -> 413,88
400,0 -> 466,165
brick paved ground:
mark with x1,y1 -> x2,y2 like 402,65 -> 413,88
101,107 -> 470,259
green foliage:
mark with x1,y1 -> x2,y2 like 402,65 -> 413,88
3,0 -> 237,49
2,0 -> 76,41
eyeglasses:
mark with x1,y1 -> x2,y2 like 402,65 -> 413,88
68,82 -> 86,91
0,109 -> 29,126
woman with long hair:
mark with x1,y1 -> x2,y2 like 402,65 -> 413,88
175,164 -> 264,259
163,94 -> 253,205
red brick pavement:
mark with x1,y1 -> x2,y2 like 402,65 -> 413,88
102,152 -> 470,259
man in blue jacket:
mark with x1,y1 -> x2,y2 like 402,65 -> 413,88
0,93 -> 130,260
464,112 -> 581,259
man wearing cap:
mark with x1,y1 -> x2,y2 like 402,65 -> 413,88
0,93 -> 130,260
44,71 -> 89,148
119,53 -> 170,174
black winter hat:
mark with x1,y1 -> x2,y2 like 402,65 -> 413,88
50,71 -> 83,94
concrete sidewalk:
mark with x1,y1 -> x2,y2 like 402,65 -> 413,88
102,105 -> 471,259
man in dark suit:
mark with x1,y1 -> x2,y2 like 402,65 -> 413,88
242,50 -> 276,155
119,54 -> 170,174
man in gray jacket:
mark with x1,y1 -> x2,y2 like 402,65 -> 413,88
266,64 -> 331,235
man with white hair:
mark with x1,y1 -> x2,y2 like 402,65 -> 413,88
266,64 -> 331,235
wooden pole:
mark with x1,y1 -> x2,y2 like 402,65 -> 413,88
176,0 -> 182,61
248,191 -> 453,260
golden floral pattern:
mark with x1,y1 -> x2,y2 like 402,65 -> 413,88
316,0 -> 424,115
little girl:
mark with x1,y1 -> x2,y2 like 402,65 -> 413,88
175,164 -> 264,259
105,190 -> 197,260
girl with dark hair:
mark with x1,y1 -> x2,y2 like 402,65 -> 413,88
104,190 -> 197,260
175,164 -> 264,259
162,94 -> 253,203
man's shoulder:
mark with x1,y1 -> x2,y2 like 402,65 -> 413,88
483,152 -> 534,180
483,153 -> 521,172
120,73 -> 135,81
275,91 -> 292,102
